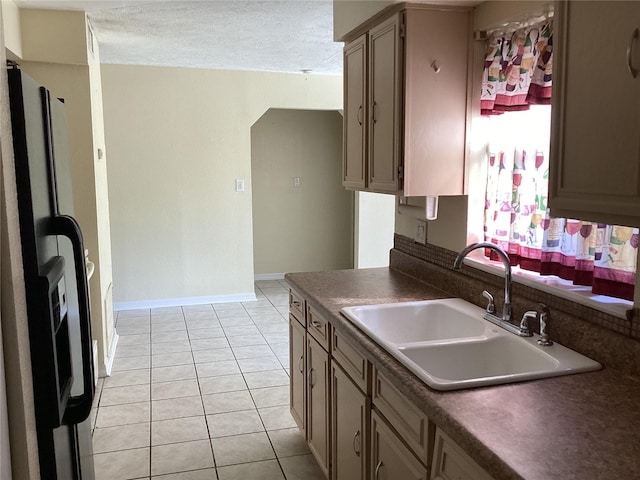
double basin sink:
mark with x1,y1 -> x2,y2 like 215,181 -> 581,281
340,298 -> 601,391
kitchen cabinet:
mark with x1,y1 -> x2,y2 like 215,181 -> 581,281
549,1 -> 640,226
289,290 -> 331,478
342,6 -> 471,196
372,368 -> 432,465
332,328 -> 370,393
431,428 -> 494,480
368,13 -> 403,193
371,410 -> 428,480
308,304 -> 331,349
307,334 -> 330,477
289,289 -> 493,480
331,362 -> 369,480
343,34 -> 367,189
289,314 -> 306,435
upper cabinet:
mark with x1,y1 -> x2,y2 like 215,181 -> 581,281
343,35 -> 368,190
550,1 -> 640,226
342,6 -> 471,196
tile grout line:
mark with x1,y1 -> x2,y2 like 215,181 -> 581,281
244,285 -> 290,480
104,282 -> 296,479
188,306 -> 220,480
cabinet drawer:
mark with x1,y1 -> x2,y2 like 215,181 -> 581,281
289,289 -> 305,326
372,368 -> 432,466
331,328 -> 370,394
431,428 -> 494,480
307,304 -> 330,350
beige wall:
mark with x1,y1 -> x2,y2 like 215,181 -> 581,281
474,1 -> 552,31
2,0 -> 22,60
102,65 -> 343,307
333,0 -> 396,40
355,192 -> 395,268
251,109 -> 353,275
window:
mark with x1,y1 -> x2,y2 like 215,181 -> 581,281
469,23 -> 637,311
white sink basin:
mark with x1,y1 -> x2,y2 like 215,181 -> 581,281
340,298 -> 488,345
340,298 -> 601,391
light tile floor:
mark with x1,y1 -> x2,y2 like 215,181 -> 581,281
90,280 -> 325,480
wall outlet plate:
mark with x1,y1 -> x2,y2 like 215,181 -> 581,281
415,219 -> 427,244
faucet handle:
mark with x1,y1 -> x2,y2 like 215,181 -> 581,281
482,290 -> 495,314
520,311 -> 536,337
537,303 -> 553,346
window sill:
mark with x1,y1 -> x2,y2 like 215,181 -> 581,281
461,254 -> 633,320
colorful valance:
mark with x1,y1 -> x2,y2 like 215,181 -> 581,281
481,23 -> 553,116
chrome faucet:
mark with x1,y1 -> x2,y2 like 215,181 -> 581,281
521,304 -> 553,345
536,303 -> 553,346
454,242 -> 531,337
454,242 -> 512,321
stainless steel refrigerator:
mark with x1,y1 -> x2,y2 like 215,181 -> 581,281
8,66 -> 96,479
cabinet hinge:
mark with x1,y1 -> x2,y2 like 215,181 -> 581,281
398,165 -> 404,179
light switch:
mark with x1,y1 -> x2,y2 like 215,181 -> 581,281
235,179 -> 245,192
293,177 -> 301,187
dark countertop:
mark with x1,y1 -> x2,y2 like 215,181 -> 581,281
285,267 -> 640,480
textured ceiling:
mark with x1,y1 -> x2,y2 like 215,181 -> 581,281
16,0 -> 344,75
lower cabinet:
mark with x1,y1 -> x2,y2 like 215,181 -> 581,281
307,334 -> 330,477
371,409 -> 428,480
288,288 -> 495,480
331,362 -> 369,480
289,315 -> 306,435
431,428 -> 494,480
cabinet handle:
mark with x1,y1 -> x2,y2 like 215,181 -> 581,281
357,105 -> 363,125
352,430 -> 361,456
292,300 -> 301,308
374,460 -> 383,479
627,28 -> 639,78
308,368 -> 315,387
298,355 -> 304,374
371,102 -> 377,124
311,320 -> 322,330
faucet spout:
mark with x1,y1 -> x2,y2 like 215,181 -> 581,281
454,242 -> 512,323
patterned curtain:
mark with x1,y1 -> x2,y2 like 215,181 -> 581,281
481,22 -> 638,301
484,146 -> 638,301
481,23 -> 553,115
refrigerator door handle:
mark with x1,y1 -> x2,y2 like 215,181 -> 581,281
51,214 -> 95,424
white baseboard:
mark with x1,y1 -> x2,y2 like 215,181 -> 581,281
98,331 -> 119,378
114,292 -> 258,311
254,273 -> 285,281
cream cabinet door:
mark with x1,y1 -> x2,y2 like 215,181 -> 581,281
331,362 -> 369,480
344,34 -> 368,189
402,8 -> 469,197
430,428 -> 494,480
307,335 -> 330,477
289,315 -> 306,435
368,13 -> 403,194
550,1 -> 640,225
370,410 -> 428,480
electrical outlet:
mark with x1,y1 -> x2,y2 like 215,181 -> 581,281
235,179 -> 245,192
293,177 -> 301,187
415,219 -> 427,244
